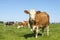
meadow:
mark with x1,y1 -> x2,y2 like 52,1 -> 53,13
0,23 -> 60,40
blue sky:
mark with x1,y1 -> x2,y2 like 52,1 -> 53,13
0,0 -> 60,23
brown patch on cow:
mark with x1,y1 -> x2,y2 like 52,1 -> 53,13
36,11 -> 41,14
24,21 -> 29,26
18,22 -> 24,26
18,21 -> 29,27
35,12 -> 49,28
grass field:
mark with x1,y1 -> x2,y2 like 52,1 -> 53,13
0,23 -> 60,40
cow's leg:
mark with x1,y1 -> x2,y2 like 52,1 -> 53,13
33,25 -> 36,31
29,24 -> 33,31
31,25 -> 36,32
30,25 -> 33,31
42,27 -> 44,36
35,27 -> 38,38
46,25 -> 49,36
28,23 -> 30,28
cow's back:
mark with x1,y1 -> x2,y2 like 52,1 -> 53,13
35,12 -> 49,27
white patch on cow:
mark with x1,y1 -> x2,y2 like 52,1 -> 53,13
17,25 -> 21,28
29,9 -> 36,20
36,26 -> 39,38
31,29 -> 33,32
17,25 -> 24,28
33,25 -> 36,30
31,25 -> 36,32
46,26 -> 49,36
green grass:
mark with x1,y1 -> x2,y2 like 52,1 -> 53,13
0,23 -> 60,40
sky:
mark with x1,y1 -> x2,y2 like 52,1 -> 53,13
0,0 -> 60,23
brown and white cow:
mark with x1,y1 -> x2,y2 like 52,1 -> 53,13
24,21 -> 30,28
17,21 -> 29,28
17,22 -> 24,28
24,9 -> 50,38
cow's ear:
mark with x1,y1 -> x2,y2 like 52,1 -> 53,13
24,10 -> 29,14
36,11 -> 41,14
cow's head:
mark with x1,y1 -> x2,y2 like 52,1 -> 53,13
24,9 -> 36,20
24,9 -> 41,20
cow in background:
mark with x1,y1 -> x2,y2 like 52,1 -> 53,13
5,22 -> 14,26
17,21 -> 29,28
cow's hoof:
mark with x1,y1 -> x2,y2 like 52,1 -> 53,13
35,36 -> 37,38
31,29 -> 33,32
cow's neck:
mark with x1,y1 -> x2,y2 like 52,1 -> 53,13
29,18 -> 36,25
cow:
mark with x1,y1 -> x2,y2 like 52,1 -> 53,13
24,9 -> 50,38
17,22 -> 24,28
24,21 -> 30,28
5,22 -> 14,26
17,21 -> 29,28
